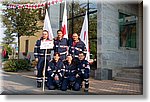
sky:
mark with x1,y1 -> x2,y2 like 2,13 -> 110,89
0,3 -> 5,44
0,22 -> 5,43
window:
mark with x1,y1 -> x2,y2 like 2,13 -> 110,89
119,12 -> 137,48
25,40 -> 29,53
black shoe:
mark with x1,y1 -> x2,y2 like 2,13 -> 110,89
68,84 -> 72,90
56,84 -> 61,90
84,89 -> 88,93
68,86 -> 72,90
37,82 -> 41,88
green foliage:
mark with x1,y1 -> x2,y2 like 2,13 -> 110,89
89,13 -> 97,58
90,41 -> 97,56
2,29 -> 16,45
89,13 -> 97,39
3,59 -> 31,72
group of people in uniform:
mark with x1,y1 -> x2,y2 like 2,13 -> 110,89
34,30 -> 90,92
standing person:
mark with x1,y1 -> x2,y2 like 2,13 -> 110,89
47,52 -> 65,90
2,48 -> 9,61
34,30 -> 52,88
54,30 -> 68,61
76,52 -> 90,92
68,33 -> 87,60
61,54 -> 79,91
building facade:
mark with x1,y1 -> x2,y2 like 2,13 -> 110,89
96,1 -> 143,80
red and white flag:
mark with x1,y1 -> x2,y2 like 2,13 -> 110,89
80,11 -> 90,61
43,9 -> 54,40
61,1 -> 68,39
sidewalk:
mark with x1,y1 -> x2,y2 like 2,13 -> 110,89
1,71 -> 143,95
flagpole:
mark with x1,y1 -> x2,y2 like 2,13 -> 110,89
72,0 -> 74,35
87,0 -> 89,35
42,48 -> 47,92
42,0 -> 48,92
46,0 -> 48,12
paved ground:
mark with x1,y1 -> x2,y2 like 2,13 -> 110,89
0,71 -> 143,95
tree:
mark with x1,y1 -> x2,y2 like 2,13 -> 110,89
2,2 -> 42,59
2,29 -> 16,45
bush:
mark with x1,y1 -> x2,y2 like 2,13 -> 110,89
3,59 -> 31,72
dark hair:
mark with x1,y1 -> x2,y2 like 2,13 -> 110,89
72,33 -> 81,40
57,30 -> 62,34
43,30 -> 49,34
66,54 -> 77,65
72,33 -> 80,36
66,54 -> 73,57
54,52 -> 60,56
79,51 -> 86,56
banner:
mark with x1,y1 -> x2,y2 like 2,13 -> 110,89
7,0 -> 63,9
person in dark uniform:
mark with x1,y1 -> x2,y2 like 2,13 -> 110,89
47,52 -> 65,90
61,54 -> 79,91
34,30 -> 52,88
76,52 -> 90,92
68,33 -> 87,60
54,30 -> 68,61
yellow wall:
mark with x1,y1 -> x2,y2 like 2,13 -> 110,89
20,32 -> 42,52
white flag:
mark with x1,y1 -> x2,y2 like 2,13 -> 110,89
43,9 -> 54,40
80,11 -> 90,61
61,0 -> 68,39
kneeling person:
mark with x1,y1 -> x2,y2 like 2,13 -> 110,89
61,54 -> 79,91
47,52 -> 65,90
76,52 -> 90,92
